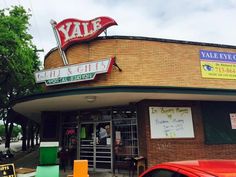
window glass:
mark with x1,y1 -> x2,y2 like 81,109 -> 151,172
143,169 -> 175,177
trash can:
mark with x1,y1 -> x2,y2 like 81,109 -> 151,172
39,142 -> 59,165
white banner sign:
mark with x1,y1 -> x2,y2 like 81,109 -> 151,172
230,113 -> 236,129
34,58 -> 114,86
149,107 -> 195,139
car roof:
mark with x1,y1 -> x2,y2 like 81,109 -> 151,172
164,160 -> 236,176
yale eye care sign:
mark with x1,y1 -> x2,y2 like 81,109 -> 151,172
149,107 -> 194,139
200,50 -> 236,80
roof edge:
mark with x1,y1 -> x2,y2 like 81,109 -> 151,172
12,85 -> 236,105
44,35 -> 236,63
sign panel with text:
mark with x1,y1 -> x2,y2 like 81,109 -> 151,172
149,107 -> 194,139
200,50 -> 236,79
55,17 -> 117,50
230,113 -> 236,129
0,163 -> 16,177
35,57 -> 114,86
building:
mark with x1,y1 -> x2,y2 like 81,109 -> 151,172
13,17 -> 236,173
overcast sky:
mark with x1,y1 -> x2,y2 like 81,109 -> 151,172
1,0 -> 236,65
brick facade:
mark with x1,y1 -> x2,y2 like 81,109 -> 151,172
44,37 -> 236,91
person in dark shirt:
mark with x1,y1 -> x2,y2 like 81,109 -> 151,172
59,148 -> 69,172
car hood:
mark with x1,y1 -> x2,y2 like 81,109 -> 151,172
168,160 -> 236,176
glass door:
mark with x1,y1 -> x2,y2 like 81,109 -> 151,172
79,122 -> 112,172
79,123 -> 94,169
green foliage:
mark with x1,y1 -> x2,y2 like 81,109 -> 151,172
0,6 -> 43,122
0,125 -> 4,137
0,124 -> 22,137
12,125 -> 22,137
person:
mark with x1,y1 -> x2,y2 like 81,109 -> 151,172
99,126 -> 108,145
105,125 -> 110,137
59,148 -> 69,172
69,147 -> 76,170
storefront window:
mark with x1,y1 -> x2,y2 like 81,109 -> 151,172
112,106 -> 138,171
79,109 -> 112,122
61,112 -> 78,168
59,106 -> 138,171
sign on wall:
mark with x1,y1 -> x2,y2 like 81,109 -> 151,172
35,57 -> 114,86
200,50 -> 236,80
149,107 -> 194,139
230,113 -> 236,129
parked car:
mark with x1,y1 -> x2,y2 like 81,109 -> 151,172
139,160 -> 236,177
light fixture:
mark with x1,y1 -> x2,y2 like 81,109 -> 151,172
85,96 -> 96,103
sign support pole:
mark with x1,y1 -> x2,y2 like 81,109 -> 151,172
50,19 -> 69,65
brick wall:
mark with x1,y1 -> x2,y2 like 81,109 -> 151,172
137,100 -> 236,168
44,38 -> 236,91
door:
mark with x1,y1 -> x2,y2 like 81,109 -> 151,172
79,122 -> 112,172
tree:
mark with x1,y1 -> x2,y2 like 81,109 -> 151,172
0,125 -> 4,137
0,6 -> 42,148
0,124 -> 22,137
12,125 -> 22,137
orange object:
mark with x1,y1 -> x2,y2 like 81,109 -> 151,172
73,160 -> 88,177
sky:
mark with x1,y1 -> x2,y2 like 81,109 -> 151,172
1,0 -> 236,66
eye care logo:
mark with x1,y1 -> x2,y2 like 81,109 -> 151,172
202,64 -> 213,72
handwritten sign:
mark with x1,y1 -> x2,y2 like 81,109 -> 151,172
149,107 -> 194,139
230,113 -> 236,129
0,163 -> 16,177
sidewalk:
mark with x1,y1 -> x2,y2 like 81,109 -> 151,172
0,147 -> 39,167
1,147 -> 131,177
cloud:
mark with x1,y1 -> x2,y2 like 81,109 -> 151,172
1,0 -> 236,64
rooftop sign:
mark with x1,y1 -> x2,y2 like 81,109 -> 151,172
54,17 -> 117,50
35,58 -> 114,86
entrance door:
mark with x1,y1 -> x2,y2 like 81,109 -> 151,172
79,122 -> 112,172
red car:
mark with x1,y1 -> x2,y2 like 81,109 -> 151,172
139,160 -> 236,177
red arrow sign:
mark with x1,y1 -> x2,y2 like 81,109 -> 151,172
55,16 -> 117,50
